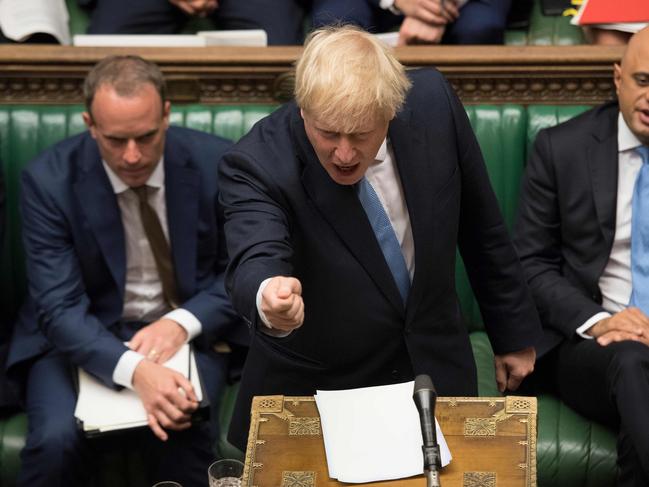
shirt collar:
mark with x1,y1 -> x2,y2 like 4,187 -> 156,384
102,157 -> 165,195
374,138 -> 388,163
618,112 -> 644,153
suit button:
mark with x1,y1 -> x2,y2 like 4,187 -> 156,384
391,369 -> 399,378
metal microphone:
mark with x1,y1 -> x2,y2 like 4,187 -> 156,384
413,374 -> 442,487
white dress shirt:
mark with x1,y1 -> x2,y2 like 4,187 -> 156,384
256,138 -> 414,332
102,159 -> 201,388
576,113 -> 646,337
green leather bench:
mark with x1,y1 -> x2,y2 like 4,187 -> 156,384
505,0 -> 585,46
0,103 -> 616,485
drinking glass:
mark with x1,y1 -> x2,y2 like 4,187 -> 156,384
208,458 -> 244,487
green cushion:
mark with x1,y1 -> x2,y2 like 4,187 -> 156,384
526,0 -> 585,45
526,105 -> 592,155
0,413 -> 26,487
537,395 -> 617,487
457,105 -> 527,331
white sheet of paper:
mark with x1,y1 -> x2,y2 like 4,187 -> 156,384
0,0 -> 70,44
197,29 -> 267,46
315,381 -> 451,484
72,34 -> 207,47
74,343 -> 202,433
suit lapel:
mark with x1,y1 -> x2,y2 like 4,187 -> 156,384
74,135 -> 126,297
588,108 -> 619,248
293,111 -> 405,314
388,108 -> 431,321
164,132 -> 199,300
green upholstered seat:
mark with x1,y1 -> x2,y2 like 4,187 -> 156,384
527,0 -> 585,46
0,103 -> 617,486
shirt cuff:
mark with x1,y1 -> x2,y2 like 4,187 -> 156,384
256,277 -> 292,338
112,349 -> 145,389
379,0 -> 401,15
576,311 -> 612,339
163,308 -> 202,342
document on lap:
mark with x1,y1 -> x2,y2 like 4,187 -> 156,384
74,343 -> 203,436
314,381 -> 451,484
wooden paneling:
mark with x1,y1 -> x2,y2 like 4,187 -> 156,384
0,45 -> 623,105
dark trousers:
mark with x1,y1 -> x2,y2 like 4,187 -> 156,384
312,0 -> 512,44
86,0 -> 308,45
17,321 -> 228,487
536,337 -> 649,487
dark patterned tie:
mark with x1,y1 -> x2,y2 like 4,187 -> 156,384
132,186 -> 179,309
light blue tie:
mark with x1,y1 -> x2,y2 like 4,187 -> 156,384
629,145 -> 649,312
357,177 -> 410,303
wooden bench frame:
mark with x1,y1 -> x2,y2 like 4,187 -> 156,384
0,45 -> 623,106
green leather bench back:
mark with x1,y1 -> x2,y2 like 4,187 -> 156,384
0,103 -> 592,331
505,0 -> 585,46
0,104 -> 273,324
458,104 -> 592,332
0,102 -> 618,487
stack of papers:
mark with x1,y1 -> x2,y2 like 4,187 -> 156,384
72,30 -> 267,47
314,381 -> 451,484
74,343 -> 202,435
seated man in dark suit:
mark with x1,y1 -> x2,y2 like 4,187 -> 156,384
312,0 -> 512,45
82,0 -> 309,45
218,25 -> 542,450
514,26 -> 649,487
7,55 -> 245,487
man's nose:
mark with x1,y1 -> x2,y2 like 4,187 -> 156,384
335,138 -> 355,164
123,139 -> 141,164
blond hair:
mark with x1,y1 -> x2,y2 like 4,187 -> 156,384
295,25 -> 411,133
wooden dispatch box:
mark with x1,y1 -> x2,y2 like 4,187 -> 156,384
242,395 -> 537,487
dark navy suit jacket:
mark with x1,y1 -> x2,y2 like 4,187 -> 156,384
514,102 -> 621,356
8,126 -> 245,388
219,69 -> 542,448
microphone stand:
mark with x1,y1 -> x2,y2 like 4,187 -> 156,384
423,444 -> 442,487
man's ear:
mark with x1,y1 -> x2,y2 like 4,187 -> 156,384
613,63 -> 622,94
82,111 -> 96,137
163,101 -> 171,129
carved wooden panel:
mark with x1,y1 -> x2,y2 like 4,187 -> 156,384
0,45 -> 621,105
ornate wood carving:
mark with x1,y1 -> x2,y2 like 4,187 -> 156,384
0,45 -> 622,105
281,471 -> 316,487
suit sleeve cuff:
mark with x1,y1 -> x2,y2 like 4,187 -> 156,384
256,277 -> 292,338
163,308 -> 202,342
112,350 -> 145,389
576,311 -> 612,339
